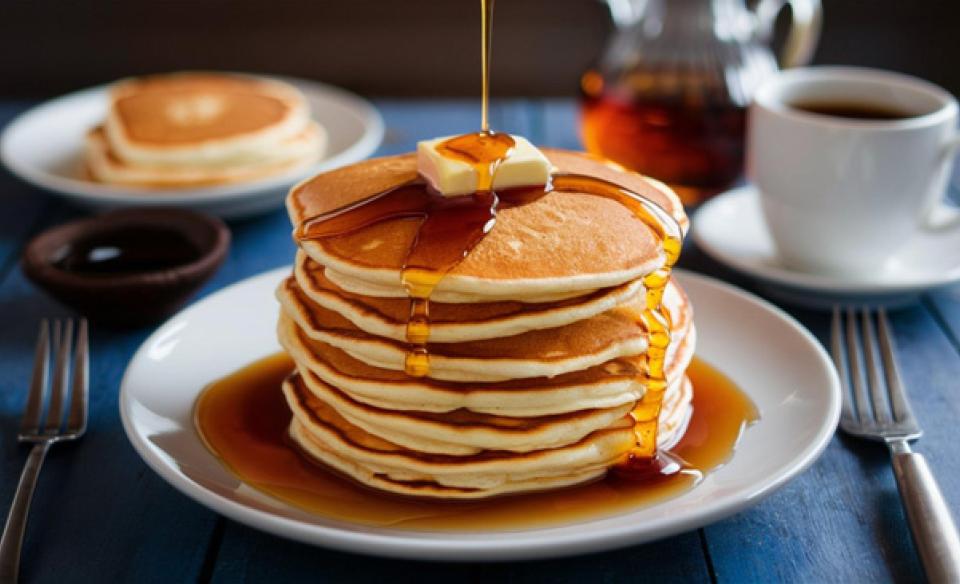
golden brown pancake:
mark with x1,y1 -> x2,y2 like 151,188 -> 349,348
87,72 -> 325,189
289,149 -> 687,301
294,363 -> 635,455
277,276 -> 665,382
109,73 -> 305,148
284,374 -> 636,498
283,370 -> 692,499
294,251 -> 646,342
277,307 -> 695,417
85,125 -> 323,187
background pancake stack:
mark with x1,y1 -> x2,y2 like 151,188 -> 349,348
85,72 -> 326,187
276,148 -> 695,499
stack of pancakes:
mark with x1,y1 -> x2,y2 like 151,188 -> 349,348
86,73 -> 325,187
277,149 -> 694,499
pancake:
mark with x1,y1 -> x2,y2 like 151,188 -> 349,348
278,276 -> 700,382
289,350 -> 691,456
293,364 -> 635,455
284,374 -> 631,497
87,72 -> 325,188
288,149 -> 687,302
321,268 -> 590,304
277,291 -> 695,417
107,73 -> 310,163
295,251 -> 646,343
283,372 -> 693,499
289,417 -> 618,499
86,124 -> 324,187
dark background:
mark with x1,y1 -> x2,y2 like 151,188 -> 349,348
1,0 -> 959,98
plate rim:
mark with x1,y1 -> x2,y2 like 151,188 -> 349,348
0,74 -> 384,205
693,185 -> 960,295
119,267 -> 841,561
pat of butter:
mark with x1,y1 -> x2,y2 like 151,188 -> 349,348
417,134 -> 552,197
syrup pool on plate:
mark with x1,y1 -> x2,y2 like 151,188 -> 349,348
194,353 -> 758,531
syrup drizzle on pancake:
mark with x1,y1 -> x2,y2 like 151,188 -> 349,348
551,174 -> 682,470
403,131 -> 515,376
295,0 -> 683,473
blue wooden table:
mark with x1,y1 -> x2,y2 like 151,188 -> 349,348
1,98 -> 959,583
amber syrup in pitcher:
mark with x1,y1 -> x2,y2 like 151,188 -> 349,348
580,70 -> 747,206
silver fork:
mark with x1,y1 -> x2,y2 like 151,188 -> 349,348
832,307 -> 960,582
0,319 -> 89,583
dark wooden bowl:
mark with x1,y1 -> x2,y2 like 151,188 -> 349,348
22,209 -> 230,327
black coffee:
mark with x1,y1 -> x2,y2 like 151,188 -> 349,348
791,100 -> 915,120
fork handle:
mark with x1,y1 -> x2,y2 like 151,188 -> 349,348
0,442 -> 50,583
892,449 -> 960,583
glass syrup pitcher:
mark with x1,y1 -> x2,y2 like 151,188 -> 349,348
580,0 -> 821,205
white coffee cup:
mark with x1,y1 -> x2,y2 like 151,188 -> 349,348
748,66 -> 960,278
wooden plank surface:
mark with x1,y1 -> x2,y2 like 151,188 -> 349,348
701,305 -> 960,583
0,203 -> 220,582
209,524 -> 712,584
0,96 -> 299,581
1,99 -> 958,583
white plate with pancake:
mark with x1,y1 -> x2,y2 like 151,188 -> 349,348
0,75 -> 384,219
119,266 -> 840,561
693,185 -> 960,309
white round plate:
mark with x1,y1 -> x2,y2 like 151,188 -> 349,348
0,75 -> 384,219
120,267 -> 840,561
693,185 -> 960,309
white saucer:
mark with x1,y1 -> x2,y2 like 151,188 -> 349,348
0,75 -> 384,219
693,185 -> 960,309
119,267 -> 839,561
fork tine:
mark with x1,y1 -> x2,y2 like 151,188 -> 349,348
861,309 -> 892,424
66,318 -> 89,436
845,308 -> 873,424
19,320 -> 50,435
877,309 -> 917,426
831,307 -> 856,424
43,319 -> 74,435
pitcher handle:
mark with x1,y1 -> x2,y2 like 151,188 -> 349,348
923,135 -> 960,232
756,0 -> 822,68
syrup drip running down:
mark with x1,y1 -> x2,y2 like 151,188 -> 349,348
550,174 -> 682,469
295,180 -> 511,375
294,0 -> 684,474
403,0 -> 510,375
403,131 -> 515,376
